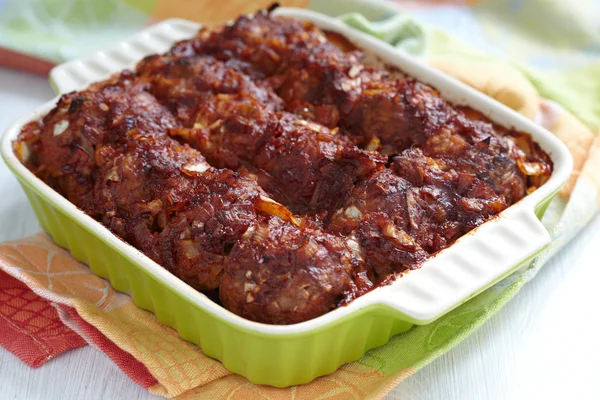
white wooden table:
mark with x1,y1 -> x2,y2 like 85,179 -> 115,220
1,67 -> 599,400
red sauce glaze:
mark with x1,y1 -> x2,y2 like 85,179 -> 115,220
16,11 -> 552,324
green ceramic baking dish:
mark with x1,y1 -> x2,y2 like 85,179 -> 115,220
1,9 -> 572,387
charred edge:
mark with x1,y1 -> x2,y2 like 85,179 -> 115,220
266,2 -> 280,13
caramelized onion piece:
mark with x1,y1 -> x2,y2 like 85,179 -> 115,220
181,162 -> 211,176
365,136 -> 381,152
516,159 -> 550,177
255,195 -> 301,227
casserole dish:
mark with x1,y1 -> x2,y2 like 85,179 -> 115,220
1,8 -> 572,387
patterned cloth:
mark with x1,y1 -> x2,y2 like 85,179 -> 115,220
1,0 -> 599,399
0,268 -> 85,367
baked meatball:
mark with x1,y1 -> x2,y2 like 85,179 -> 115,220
220,216 -> 368,324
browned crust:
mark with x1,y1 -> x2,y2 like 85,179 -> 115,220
15,11 -> 553,324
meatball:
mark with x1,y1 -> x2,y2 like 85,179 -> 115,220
220,217 -> 368,324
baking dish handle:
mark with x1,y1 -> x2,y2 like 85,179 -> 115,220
376,205 -> 551,325
48,19 -> 201,95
